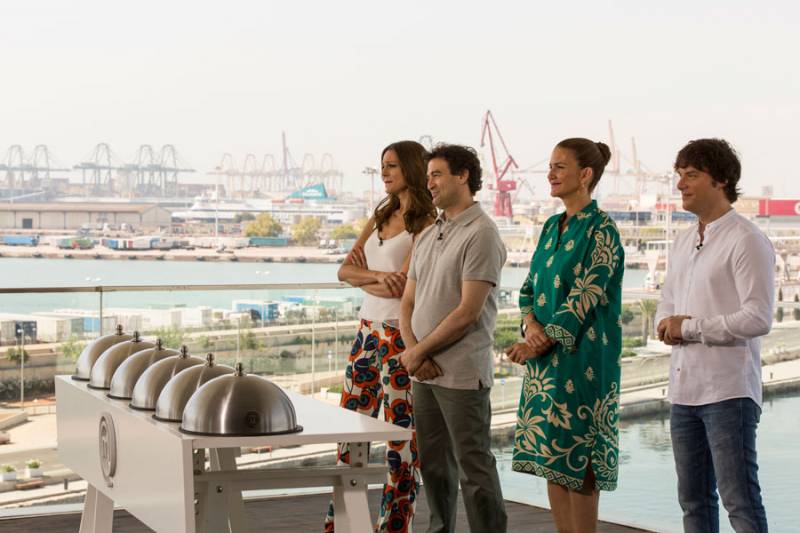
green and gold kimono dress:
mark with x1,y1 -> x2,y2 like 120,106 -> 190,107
512,200 -> 624,491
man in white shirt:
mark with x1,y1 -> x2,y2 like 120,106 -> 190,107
656,138 -> 773,533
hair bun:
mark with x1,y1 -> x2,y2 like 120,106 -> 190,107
595,142 -> 612,166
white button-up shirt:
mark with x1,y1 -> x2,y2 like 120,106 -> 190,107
655,209 -> 775,406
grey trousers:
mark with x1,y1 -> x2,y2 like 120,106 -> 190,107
413,381 -> 507,533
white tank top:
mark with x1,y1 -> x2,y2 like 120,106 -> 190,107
357,228 -> 413,322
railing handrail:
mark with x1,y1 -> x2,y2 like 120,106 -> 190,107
0,282 -> 350,294
0,284 -> 798,309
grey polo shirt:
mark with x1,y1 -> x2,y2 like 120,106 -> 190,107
407,202 -> 506,390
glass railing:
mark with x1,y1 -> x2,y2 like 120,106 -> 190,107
0,282 -> 798,533
0,281 -> 526,514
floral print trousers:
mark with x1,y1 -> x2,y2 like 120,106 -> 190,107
324,319 -> 419,533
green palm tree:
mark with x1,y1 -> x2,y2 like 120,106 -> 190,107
639,299 -> 659,343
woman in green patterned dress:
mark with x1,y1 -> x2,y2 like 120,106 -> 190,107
505,137 -> 623,532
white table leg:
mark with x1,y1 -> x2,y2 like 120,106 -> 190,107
333,442 -> 372,533
210,448 -> 249,533
79,484 -> 114,533
197,477 -> 229,533
333,478 -> 372,533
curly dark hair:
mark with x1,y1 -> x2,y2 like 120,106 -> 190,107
373,141 -> 436,235
674,138 -> 741,203
428,143 -> 483,194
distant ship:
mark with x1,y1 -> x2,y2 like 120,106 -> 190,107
171,184 -> 365,225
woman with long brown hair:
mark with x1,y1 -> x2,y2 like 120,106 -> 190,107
324,140 -> 436,532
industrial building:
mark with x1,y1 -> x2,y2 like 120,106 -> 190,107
0,202 -> 171,231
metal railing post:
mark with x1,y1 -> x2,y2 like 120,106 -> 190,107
99,287 -> 104,335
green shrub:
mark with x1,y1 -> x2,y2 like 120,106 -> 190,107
0,377 -> 54,401
239,331 -> 262,351
622,337 -> 645,348
620,304 -> 635,325
60,335 -> 86,362
153,326 -> 185,348
493,327 -> 520,353
5,347 -> 29,363
198,335 -> 214,350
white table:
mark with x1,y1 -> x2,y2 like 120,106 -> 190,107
55,375 -> 411,533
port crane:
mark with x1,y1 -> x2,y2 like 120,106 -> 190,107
480,110 -> 519,218
1,144 -> 70,191
213,132 -> 344,197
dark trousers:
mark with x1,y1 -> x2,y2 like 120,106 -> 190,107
413,381 -> 507,533
670,398 -> 768,533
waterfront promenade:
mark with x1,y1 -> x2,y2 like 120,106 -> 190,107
0,242 -> 665,270
0,242 -> 347,263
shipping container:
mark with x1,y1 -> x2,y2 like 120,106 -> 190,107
57,237 -> 94,250
232,300 -> 280,322
102,238 -> 122,250
606,211 -> 652,223
229,237 -> 250,249
2,235 -> 39,246
249,236 -> 290,247
150,237 -> 175,250
0,319 -> 38,345
177,306 -> 213,327
758,199 -> 800,217
32,313 -> 86,337
51,309 -> 125,334
192,237 -> 217,249
105,307 -> 179,330
125,237 -> 152,250
671,211 -> 697,222
0,314 -> 70,343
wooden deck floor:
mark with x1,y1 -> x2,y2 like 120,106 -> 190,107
0,489 -> 651,532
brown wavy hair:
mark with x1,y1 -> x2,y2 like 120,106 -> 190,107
373,140 -> 436,235
674,138 -> 741,203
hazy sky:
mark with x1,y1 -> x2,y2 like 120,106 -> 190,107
2,0 -> 798,197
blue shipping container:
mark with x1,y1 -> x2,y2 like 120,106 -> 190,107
2,235 -> 39,246
83,317 -> 102,333
234,301 -> 280,321
672,211 -> 697,222
102,238 -> 121,250
606,211 -> 652,223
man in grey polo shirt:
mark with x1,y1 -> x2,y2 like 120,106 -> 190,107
399,144 -> 507,533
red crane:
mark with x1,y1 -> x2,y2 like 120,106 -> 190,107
480,110 -> 518,218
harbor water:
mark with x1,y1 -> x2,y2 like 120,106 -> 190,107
496,391 -> 800,533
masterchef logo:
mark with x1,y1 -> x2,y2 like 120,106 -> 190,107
99,413 -> 117,487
